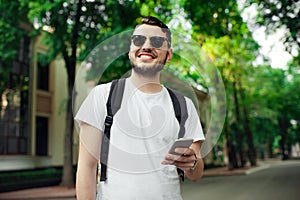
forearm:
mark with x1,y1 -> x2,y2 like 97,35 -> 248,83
184,157 -> 204,182
76,123 -> 102,199
162,141 -> 204,182
76,162 -> 98,200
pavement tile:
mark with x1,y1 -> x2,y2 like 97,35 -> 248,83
203,161 -> 271,177
0,186 -> 76,200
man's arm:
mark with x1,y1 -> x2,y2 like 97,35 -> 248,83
76,123 -> 102,200
162,141 -> 204,182
183,141 -> 204,181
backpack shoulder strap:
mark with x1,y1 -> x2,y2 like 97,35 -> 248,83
166,87 -> 188,182
100,78 -> 126,182
166,87 -> 188,138
109,78 -> 126,115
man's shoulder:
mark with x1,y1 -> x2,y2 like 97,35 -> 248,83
94,81 -> 112,90
89,82 -> 113,99
164,86 -> 189,101
164,86 -> 196,110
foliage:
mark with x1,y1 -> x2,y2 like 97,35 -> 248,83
247,63 -> 300,158
0,0 -> 30,102
0,168 -> 62,192
0,1 -> 29,67
185,0 -> 250,42
18,0 -> 180,187
244,0 -> 299,54
1,0 -> 300,177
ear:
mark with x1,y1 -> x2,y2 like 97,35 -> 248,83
166,48 -> 173,63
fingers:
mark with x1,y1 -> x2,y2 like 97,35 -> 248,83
161,147 -> 196,170
173,147 -> 195,156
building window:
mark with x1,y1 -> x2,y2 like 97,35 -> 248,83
35,116 -> 48,156
0,36 -> 30,155
37,57 -> 49,91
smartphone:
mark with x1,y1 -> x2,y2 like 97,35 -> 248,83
168,138 -> 194,154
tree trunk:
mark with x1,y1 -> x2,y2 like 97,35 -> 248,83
60,54 -> 76,188
223,120 -> 239,170
266,135 -> 274,158
278,117 -> 289,160
242,110 -> 257,166
238,85 -> 256,166
226,139 -> 239,170
60,0 -> 82,187
232,79 -> 246,167
60,94 -> 75,187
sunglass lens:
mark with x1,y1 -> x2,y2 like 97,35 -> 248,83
132,35 -> 146,46
150,37 -> 165,48
131,35 -> 167,48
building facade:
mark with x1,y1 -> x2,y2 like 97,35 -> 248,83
0,32 -> 77,172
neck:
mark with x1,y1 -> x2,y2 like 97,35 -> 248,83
129,70 -> 162,94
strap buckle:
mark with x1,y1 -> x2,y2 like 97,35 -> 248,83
104,115 -> 113,127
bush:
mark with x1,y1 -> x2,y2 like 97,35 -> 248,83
204,163 -> 226,169
0,167 -> 62,192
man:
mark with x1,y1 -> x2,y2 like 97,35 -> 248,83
75,16 -> 205,200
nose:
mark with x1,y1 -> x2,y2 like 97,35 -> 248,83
141,38 -> 152,49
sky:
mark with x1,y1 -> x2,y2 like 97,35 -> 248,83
238,0 -> 294,69
251,25 -> 293,69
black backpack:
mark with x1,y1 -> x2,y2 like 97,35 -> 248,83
99,78 -> 188,182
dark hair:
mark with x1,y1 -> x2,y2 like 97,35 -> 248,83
139,16 -> 171,48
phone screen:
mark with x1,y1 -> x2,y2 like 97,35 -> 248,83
168,138 -> 193,154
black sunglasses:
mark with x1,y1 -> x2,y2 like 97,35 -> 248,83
131,35 -> 170,49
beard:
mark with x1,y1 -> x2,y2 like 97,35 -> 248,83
130,52 -> 168,77
131,62 -> 164,77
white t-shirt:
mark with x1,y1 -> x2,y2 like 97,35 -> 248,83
75,78 -> 205,200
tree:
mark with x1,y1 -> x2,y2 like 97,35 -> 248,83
22,0 -> 186,187
23,0 -> 142,187
240,2 -> 300,157
247,62 -> 300,160
184,0 -> 260,168
0,1 -> 30,108
244,0 -> 299,57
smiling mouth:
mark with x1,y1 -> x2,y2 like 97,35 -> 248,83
138,53 -> 157,59
139,55 -> 153,59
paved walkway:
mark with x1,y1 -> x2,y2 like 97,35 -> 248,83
0,159 -> 276,200
0,186 -> 76,200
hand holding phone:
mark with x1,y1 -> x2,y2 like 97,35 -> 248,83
162,138 -> 196,169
